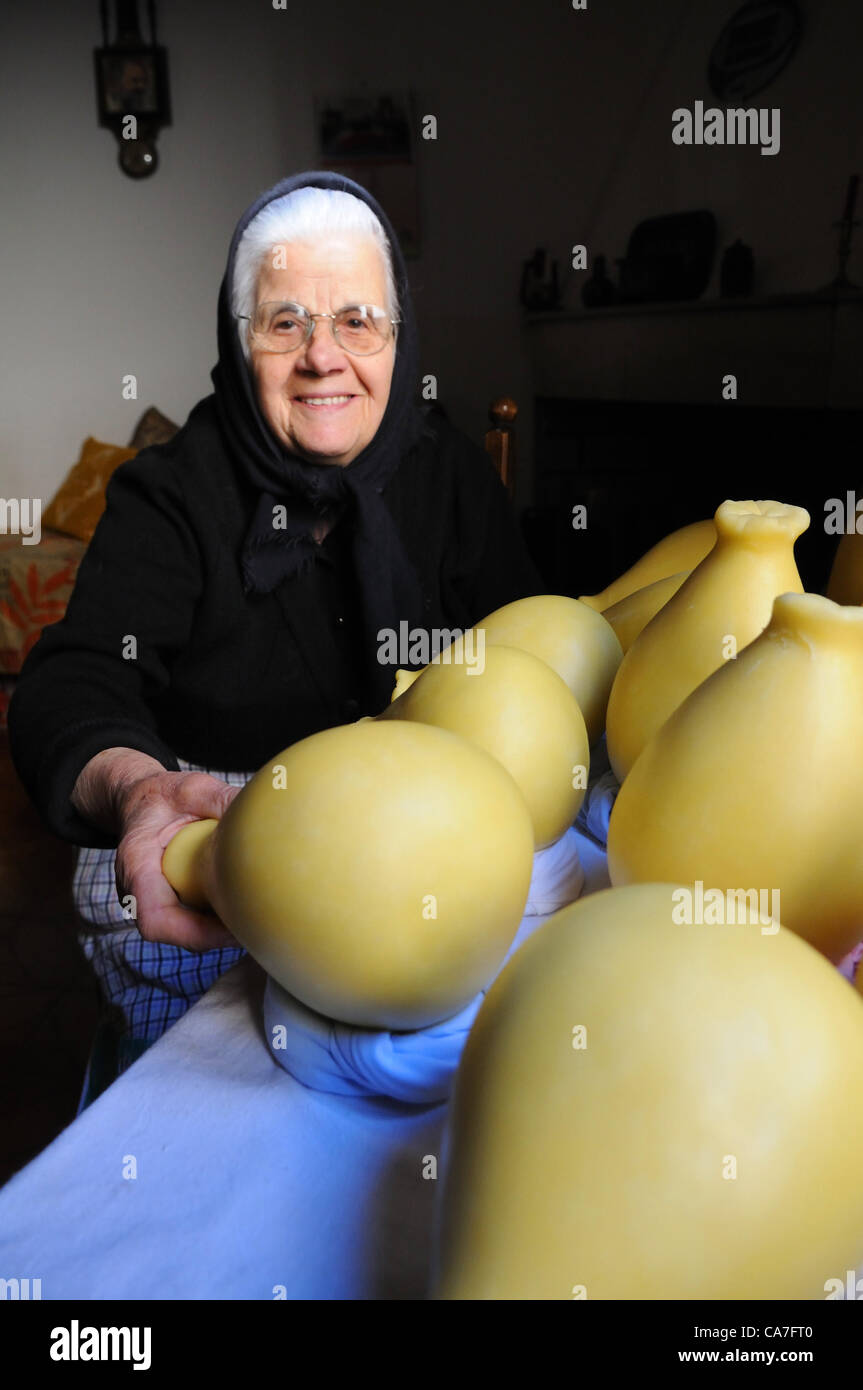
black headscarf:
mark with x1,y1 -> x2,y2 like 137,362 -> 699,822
211,170 -> 428,706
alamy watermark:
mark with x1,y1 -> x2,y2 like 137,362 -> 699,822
0,497 -> 40,545
0,1277 -> 41,1299
671,881 -> 779,933
50,1320 -> 151,1370
672,100 -> 780,157
824,492 -> 863,534
376,624 -> 485,673
824,1270 -> 863,1299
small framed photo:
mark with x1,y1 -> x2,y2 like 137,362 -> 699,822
315,91 -> 420,256
94,47 -> 171,126
316,92 -> 412,163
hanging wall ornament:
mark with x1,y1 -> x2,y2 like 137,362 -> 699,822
708,0 -> 803,104
94,0 -> 171,178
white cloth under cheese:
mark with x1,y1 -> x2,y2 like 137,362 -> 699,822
263,825 -> 587,1103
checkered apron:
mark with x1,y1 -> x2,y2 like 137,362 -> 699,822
73,759 -> 256,1044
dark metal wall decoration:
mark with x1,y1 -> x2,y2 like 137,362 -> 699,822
94,1 -> 171,178
708,0 -> 802,104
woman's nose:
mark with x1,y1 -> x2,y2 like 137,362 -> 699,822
300,318 -> 346,371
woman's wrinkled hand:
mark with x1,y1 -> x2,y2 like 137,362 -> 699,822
72,749 -> 243,951
116,768 -> 243,951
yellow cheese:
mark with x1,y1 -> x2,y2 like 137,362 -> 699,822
377,644 -> 589,848
434,882 -> 863,1299
162,720 -> 534,1028
601,569 -> 689,653
826,531 -> 863,606
467,595 -> 622,746
579,518 -> 715,611
605,500 -> 808,781
608,593 -> 863,963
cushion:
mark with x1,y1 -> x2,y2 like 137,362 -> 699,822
128,406 -> 180,451
0,532 -> 86,674
42,436 -> 137,544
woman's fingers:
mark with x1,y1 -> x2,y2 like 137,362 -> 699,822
119,843 -> 239,950
115,772 -> 246,951
170,772 -> 241,821
118,770 -> 242,841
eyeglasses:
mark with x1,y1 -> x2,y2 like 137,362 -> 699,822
237,301 -> 399,356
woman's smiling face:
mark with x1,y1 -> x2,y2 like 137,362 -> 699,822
250,237 -> 396,467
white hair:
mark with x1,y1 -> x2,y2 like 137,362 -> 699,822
231,186 -> 399,360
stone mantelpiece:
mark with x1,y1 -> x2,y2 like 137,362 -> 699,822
524,293 -> 863,410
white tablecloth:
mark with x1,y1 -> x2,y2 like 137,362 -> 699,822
0,833 -> 610,1300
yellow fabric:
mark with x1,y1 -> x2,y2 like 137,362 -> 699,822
42,436 -> 137,543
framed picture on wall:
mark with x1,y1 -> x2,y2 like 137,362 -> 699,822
94,47 -> 171,123
315,91 -> 420,257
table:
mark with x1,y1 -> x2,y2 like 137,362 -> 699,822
0,833 -> 610,1300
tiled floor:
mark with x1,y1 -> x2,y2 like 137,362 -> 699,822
0,731 -> 100,1187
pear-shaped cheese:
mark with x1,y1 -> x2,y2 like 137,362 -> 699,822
377,644 -> 589,848
162,720 -> 534,1029
605,500 -> 808,781
826,530 -> 863,605
434,882 -> 863,1299
601,570 -> 689,653
464,595 -> 622,745
608,593 -> 863,963
579,518 -> 715,611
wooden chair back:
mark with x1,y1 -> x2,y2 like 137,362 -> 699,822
485,397 -> 517,498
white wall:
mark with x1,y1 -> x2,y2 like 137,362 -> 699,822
1,0 -> 860,505
0,1 -> 294,502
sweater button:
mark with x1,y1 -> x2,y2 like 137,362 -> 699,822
342,698 -> 359,720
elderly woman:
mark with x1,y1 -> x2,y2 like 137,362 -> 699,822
9,171 -> 541,1065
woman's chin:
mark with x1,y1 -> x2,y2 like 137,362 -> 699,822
290,430 -> 362,467
297,442 -> 354,467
